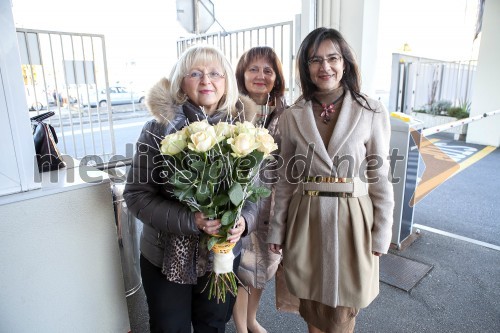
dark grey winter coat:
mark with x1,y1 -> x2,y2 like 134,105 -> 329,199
123,78 -> 259,272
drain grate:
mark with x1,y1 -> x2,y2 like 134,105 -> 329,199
380,253 -> 432,291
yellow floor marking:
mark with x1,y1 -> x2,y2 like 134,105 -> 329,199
455,146 -> 497,175
422,145 -> 496,186
412,139 -> 495,205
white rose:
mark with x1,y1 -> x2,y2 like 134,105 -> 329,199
234,121 -> 256,135
188,126 -> 217,152
227,132 -> 260,157
160,130 -> 188,155
213,122 -> 236,141
186,120 -> 211,135
255,130 -> 278,156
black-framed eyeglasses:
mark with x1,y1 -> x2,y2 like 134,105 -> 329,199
184,70 -> 225,81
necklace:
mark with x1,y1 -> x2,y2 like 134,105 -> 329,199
312,92 -> 345,123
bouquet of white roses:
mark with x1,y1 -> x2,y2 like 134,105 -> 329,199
160,119 -> 277,302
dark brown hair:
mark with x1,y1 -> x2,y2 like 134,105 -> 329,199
235,46 -> 286,99
297,27 -> 372,109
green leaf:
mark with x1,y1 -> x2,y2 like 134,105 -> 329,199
195,183 -> 211,202
172,170 -> 196,188
228,182 -> 244,206
189,160 -> 206,173
207,160 -> 222,182
173,186 -> 195,201
233,166 -> 253,183
213,194 -> 230,207
171,178 -> 191,190
207,237 -> 219,251
236,156 -> 256,170
247,193 -> 259,203
205,208 -> 216,217
221,210 -> 237,226
199,207 -> 216,217
248,150 -> 265,165
253,186 -> 271,198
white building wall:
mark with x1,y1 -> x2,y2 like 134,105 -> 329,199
315,0 -> 381,98
0,177 -> 130,332
0,1 -> 131,331
466,0 -> 500,147
0,0 -> 41,196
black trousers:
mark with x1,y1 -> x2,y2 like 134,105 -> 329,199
140,255 -> 240,333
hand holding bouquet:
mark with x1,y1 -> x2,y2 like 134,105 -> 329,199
160,120 -> 277,302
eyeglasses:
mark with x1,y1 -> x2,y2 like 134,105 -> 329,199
307,55 -> 343,67
184,70 -> 225,81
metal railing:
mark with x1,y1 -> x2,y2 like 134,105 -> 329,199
17,28 -> 116,162
177,21 -> 296,104
421,109 -> 500,137
390,53 -> 477,115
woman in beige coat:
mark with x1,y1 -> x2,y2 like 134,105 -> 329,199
268,28 -> 394,333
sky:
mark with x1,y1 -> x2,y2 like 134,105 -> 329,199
12,0 -> 479,92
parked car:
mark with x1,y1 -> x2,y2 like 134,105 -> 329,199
26,88 -> 55,111
83,86 -> 145,108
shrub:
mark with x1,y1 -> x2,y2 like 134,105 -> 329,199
447,107 -> 469,119
427,100 -> 452,115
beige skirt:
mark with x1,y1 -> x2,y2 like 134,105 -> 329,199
282,194 -> 379,309
299,298 -> 359,333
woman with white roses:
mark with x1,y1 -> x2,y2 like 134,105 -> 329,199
124,45 -> 261,333
233,46 -> 288,333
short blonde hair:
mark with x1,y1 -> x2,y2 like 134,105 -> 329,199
169,44 -> 239,113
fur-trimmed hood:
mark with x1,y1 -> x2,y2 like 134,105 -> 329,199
145,77 -> 259,125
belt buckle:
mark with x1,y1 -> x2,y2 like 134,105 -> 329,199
305,176 -> 353,183
304,191 -> 353,198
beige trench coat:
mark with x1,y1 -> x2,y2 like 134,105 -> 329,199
267,91 -> 394,309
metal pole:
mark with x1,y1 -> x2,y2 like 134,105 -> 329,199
421,109 -> 500,137
193,0 -> 199,34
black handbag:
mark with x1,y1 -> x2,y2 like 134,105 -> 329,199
31,112 -> 66,172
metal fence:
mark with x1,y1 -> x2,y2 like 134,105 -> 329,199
177,21 -> 296,104
17,28 -> 116,162
390,53 -> 477,114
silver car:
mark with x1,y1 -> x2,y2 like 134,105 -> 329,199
85,86 -> 145,108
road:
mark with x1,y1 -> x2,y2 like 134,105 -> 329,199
413,133 -> 500,247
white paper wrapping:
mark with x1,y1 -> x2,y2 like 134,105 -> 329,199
213,251 -> 235,274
